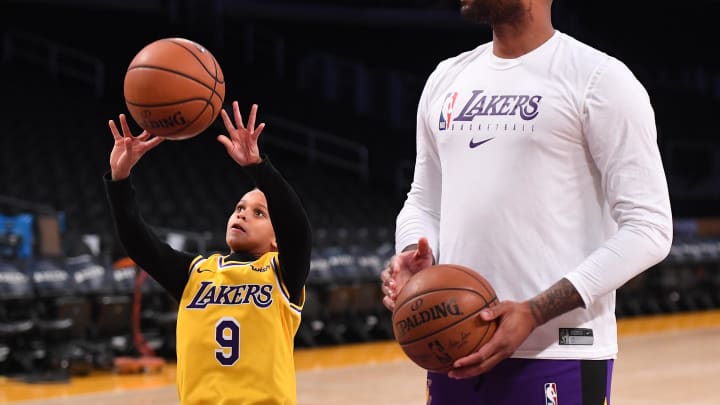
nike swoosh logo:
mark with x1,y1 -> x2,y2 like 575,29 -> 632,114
469,137 -> 495,149
196,268 -> 214,274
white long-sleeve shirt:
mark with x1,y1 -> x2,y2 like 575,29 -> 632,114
396,31 -> 672,359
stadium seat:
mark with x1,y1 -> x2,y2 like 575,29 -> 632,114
29,257 -> 94,377
67,256 -> 134,369
0,259 -> 40,377
294,285 -> 322,348
135,270 -> 178,359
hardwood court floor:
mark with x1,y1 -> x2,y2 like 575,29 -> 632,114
2,310 -> 720,404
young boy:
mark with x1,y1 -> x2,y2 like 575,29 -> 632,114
104,102 -> 312,404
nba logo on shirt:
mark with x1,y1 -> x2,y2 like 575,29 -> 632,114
439,92 -> 458,130
545,382 -> 558,405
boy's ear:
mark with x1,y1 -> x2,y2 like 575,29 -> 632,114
271,238 -> 278,251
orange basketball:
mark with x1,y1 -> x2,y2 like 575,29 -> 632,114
392,264 -> 499,373
123,38 -> 225,140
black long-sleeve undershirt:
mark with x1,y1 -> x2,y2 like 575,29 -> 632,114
104,156 -> 312,304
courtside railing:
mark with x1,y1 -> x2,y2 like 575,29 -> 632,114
263,113 -> 369,181
2,31 -> 105,98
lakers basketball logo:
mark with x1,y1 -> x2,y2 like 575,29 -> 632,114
439,90 -> 542,136
185,281 -> 273,309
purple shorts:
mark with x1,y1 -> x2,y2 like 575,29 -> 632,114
427,358 -> 613,405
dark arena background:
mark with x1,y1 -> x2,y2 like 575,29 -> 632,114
0,1 -> 719,403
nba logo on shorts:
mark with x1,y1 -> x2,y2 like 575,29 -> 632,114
544,382 -> 558,405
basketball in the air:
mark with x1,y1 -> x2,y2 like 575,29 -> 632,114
123,38 -> 225,140
392,264 -> 499,373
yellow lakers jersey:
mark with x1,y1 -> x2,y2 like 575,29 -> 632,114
176,252 -> 304,404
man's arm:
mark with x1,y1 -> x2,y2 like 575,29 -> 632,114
395,73 -> 443,258
568,57 -> 673,306
528,59 -> 673,330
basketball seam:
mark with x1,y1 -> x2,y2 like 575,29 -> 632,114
162,103 -> 212,138
166,39 -> 225,83
444,264 -> 496,291
209,57 -> 223,107
396,295 -> 498,346
461,296 -> 499,354
396,287 -> 489,308
149,39 -> 223,137
126,97 -> 214,108
426,296 -> 499,373
125,64 -> 220,137
125,66 -> 224,101
167,39 -> 224,130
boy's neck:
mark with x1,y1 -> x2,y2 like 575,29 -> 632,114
227,251 -> 259,262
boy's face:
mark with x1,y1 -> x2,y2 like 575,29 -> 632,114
225,189 -> 277,256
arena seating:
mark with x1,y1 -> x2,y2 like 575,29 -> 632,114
1,1 -> 720,380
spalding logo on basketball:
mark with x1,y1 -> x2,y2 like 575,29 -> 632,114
392,264 -> 499,373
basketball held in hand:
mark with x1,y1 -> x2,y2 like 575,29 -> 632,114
123,38 -> 225,140
392,264 -> 499,373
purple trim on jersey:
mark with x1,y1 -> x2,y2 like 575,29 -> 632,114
606,360 -> 614,405
188,256 -> 205,275
426,358 -> 613,405
219,255 -> 241,268
271,256 -> 301,314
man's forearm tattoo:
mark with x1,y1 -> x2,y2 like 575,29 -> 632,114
528,278 -> 585,326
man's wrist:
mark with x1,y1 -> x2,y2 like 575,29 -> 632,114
527,278 -> 584,327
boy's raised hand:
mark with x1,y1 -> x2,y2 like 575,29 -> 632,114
218,101 -> 265,166
109,114 -> 164,180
